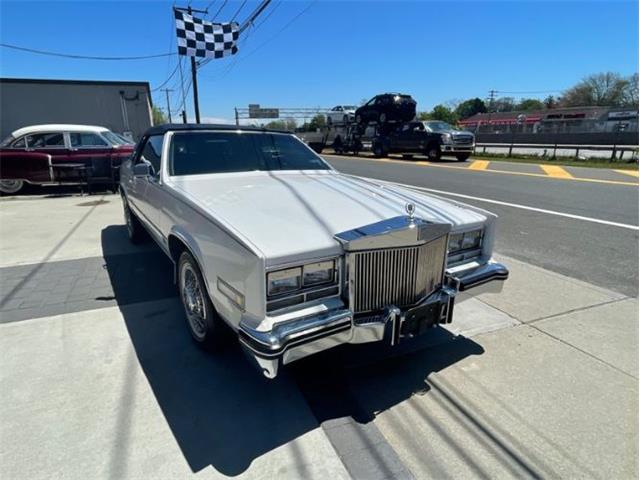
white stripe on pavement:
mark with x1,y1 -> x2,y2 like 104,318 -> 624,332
379,181 -> 640,231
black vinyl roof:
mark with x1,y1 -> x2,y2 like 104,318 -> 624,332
145,123 -> 290,136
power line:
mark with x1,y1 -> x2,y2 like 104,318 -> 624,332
211,0 -> 228,20
239,0 -> 318,60
0,42 -> 175,60
151,62 -> 180,91
200,0 -> 314,75
230,0 -> 247,21
495,89 -> 562,94
198,0 -> 274,69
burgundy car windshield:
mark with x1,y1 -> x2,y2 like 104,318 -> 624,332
169,131 -> 330,176
102,131 -> 128,146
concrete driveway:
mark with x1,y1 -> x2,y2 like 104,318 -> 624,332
0,191 -> 637,479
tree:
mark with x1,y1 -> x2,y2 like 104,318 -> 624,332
492,97 -> 515,112
430,105 -> 458,124
516,98 -> 545,111
622,73 -> 639,109
416,111 -> 432,121
559,72 -> 628,107
152,106 -> 167,125
455,98 -> 487,119
543,95 -> 557,109
264,118 -> 297,131
264,120 -> 287,130
308,114 -> 326,130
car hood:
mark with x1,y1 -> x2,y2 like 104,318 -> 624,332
169,170 -> 488,265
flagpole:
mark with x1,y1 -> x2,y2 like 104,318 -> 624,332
187,6 -> 201,124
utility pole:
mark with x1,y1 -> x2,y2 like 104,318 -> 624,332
162,88 -> 173,123
488,89 -> 497,112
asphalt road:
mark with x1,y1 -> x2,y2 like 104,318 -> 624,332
323,154 -> 639,297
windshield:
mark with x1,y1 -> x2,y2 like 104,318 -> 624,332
170,131 -> 331,176
115,133 -> 135,145
424,121 -> 455,132
102,131 -> 128,146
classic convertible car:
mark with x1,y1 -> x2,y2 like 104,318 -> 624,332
120,124 -> 508,378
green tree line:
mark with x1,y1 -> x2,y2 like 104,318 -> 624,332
418,71 -> 638,124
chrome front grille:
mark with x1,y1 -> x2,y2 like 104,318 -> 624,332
453,135 -> 474,145
349,235 -> 448,314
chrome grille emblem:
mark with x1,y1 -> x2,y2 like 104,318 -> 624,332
405,202 -> 416,219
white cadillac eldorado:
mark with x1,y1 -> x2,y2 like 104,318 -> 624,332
119,124 -> 508,378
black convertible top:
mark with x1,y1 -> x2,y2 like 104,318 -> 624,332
144,123 -> 290,137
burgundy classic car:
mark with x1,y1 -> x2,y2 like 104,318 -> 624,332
0,124 -> 135,194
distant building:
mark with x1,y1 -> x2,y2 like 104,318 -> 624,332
459,106 -> 639,136
0,78 -> 153,141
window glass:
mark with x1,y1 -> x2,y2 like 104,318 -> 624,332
139,135 -> 164,175
27,132 -> 65,148
170,132 -> 330,176
11,137 -> 26,148
255,133 -> 329,170
101,131 -> 127,146
69,132 -> 108,147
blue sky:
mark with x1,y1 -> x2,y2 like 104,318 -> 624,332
1,0 -> 638,123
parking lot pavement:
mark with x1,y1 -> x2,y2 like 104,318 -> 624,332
0,192 -> 637,479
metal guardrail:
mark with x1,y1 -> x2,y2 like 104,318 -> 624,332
474,142 -> 639,160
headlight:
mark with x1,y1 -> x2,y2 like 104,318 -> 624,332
449,229 -> 483,253
441,133 -> 452,144
267,267 -> 301,296
448,232 -> 464,251
303,260 -> 335,287
461,230 -> 482,250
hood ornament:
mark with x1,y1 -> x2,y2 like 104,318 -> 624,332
405,202 -> 416,220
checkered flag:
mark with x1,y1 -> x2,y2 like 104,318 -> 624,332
174,9 -> 239,59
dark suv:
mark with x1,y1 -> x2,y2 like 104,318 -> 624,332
355,93 -> 417,125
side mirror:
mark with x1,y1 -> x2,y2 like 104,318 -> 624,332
133,162 -> 151,177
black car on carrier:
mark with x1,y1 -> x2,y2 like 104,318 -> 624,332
355,93 -> 417,125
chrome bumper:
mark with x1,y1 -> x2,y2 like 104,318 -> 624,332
441,145 -> 474,153
240,262 -> 508,378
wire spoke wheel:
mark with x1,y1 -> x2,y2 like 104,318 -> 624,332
180,262 -> 207,340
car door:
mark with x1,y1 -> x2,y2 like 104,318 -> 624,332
127,134 -> 164,239
410,122 -> 428,152
395,123 -> 414,151
25,131 -> 75,182
358,98 -> 376,123
67,131 -> 115,182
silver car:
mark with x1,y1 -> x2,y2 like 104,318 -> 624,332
326,105 -> 357,125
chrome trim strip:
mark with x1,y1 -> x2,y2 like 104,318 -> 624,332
217,277 -> 245,311
335,215 -> 451,251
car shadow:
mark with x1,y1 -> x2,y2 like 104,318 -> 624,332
101,224 -> 484,476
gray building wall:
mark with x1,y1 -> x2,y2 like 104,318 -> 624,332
0,78 -> 153,141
